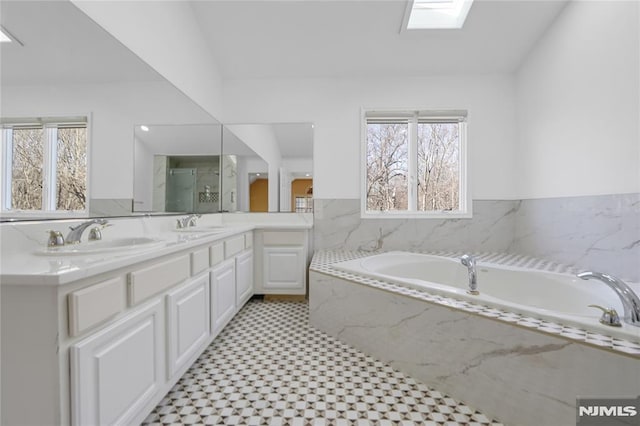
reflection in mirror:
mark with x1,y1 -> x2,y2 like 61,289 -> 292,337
0,0 -> 221,221
134,124 -> 223,213
222,126 -> 268,212
222,123 -> 313,212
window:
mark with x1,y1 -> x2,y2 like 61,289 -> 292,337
362,110 -> 469,218
1,117 -> 88,213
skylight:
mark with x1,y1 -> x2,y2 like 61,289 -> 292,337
405,0 -> 474,29
0,29 -> 12,43
0,26 -> 22,45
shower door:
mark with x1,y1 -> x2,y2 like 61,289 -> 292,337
166,168 -> 196,212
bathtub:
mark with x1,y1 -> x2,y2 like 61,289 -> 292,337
332,251 -> 640,342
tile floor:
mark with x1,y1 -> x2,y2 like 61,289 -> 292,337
143,299 -> 503,425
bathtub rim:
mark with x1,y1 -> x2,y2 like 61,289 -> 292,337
310,249 -> 640,358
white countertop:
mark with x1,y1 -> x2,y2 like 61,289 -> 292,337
0,214 -> 312,286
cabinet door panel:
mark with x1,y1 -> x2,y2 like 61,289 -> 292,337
236,250 -> 254,308
70,300 -> 164,426
211,258 -> 236,335
263,246 -> 305,290
167,273 -> 210,378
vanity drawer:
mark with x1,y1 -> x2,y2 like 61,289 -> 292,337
191,247 -> 209,276
68,277 -> 126,337
244,232 -> 253,249
128,255 -> 190,305
263,231 -> 306,246
224,236 -> 245,259
210,243 -> 224,266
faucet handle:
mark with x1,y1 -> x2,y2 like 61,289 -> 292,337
588,304 -> 622,327
88,223 -> 111,241
46,230 -> 65,247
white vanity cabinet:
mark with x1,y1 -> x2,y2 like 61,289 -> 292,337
236,249 -> 254,307
210,257 -> 236,336
166,272 -> 210,379
1,227 -> 257,426
70,299 -> 165,426
254,229 -> 310,295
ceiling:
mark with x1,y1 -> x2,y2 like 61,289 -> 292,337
0,0 -> 162,86
191,0 -> 569,79
0,0 -> 569,85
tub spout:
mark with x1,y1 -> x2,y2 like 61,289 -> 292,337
578,271 -> 640,327
460,254 -> 479,295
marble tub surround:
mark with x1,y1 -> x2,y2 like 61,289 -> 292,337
314,194 -> 639,282
0,212 -> 312,285
313,199 -> 518,253
309,258 -> 640,426
310,250 -> 640,355
511,192 -> 640,283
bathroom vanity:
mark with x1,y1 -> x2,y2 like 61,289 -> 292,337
0,214 -> 312,425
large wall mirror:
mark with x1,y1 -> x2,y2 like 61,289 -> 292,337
133,124 -> 222,214
0,0 -> 221,220
222,123 -> 313,213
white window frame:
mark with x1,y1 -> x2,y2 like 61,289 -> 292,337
1,115 -> 90,216
361,108 -> 471,219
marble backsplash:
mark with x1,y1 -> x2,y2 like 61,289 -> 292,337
313,193 -> 640,282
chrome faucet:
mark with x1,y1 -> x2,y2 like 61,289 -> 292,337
176,214 -> 201,229
460,254 -> 479,295
578,271 -> 640,327
66,219 -> 109,244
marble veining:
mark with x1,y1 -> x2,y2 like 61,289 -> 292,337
314,199 -> 518,253
511,193 -> 640,282
314,193 -> 640,282
310,250 -> 640,356
309,266 -> 640,425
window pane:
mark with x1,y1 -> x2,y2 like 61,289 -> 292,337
11,128 -> 44,210
417,122 -> 460,211
366,122 -> 408,211
56,127 -> 87,210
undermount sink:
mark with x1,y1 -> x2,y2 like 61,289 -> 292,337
37,237 -> 166,256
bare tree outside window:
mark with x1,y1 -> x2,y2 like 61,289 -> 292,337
364,111 -> 467,216
3,120 -> 87,212
56,127 -> 87,210
11,128 -> 44,210
417,122 -> 460,211
366,123 -> 408,211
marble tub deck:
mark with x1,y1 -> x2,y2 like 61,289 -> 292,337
309,250 -> 640,426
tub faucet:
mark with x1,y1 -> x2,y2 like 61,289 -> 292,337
66,218 -> 109,244
460,254 -> 479,295
578,271 -> 640,327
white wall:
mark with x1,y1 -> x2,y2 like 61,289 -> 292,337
225,124 -> 282,211
71,0 -> 224,121
133,136 -> 153,210
515,0 -> 640,199
1,81 -> 215,201
221,75 -> 518,200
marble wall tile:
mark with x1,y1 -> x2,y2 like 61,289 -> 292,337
512,193 -> 640,282
313,199 -> 518,253
309,272 -> 640,426
88,198 -> 132,216
314,194 -> 639,282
